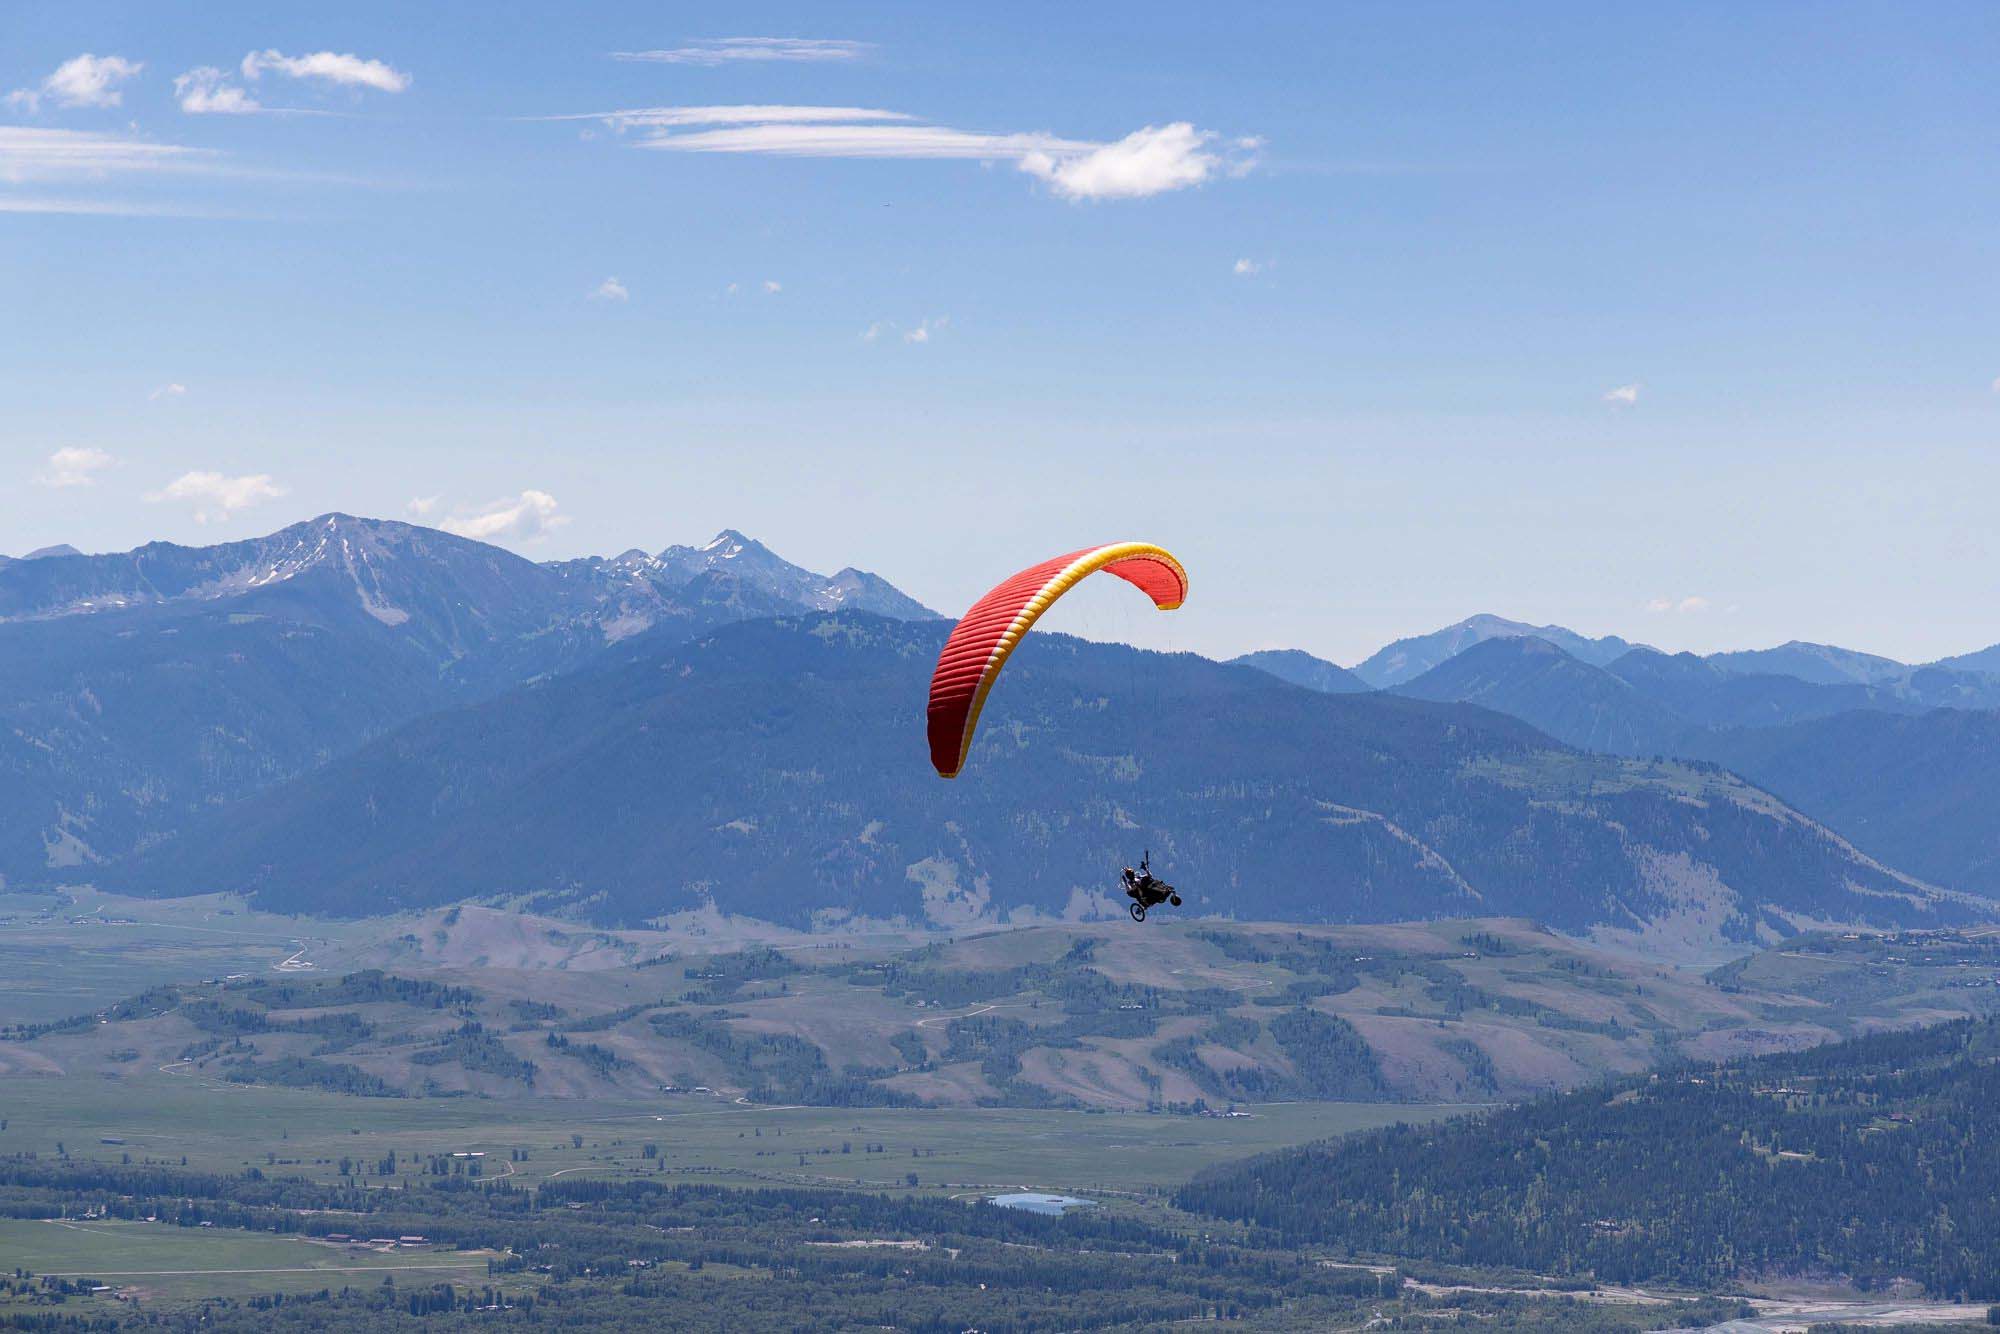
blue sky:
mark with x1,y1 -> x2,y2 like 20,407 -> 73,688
4,2 -> 1999,664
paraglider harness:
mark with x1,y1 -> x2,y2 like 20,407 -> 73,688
1121,852 -> 1182,922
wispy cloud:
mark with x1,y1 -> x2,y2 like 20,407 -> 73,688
0,196 -> 232,217
591,276 -> 630,301
1645,595 -> 1710,615
762,279 -> 782,294
241,50 -> 410,94
36,447 -> 114,488
406,495 -> 440,517
905,316 -> 947,344
0,126 -> 235,217
149,382 -> 187,400
1233,257 -> 1264,276
146,470 -> 286,522
539,105 -> 912,130
1603,383 -> 1641,406
567,105 -> 1255,201
0,126 -> 214,182
440,490 -> 568,544
629,117 -> 1090,160
7,54 -> 142,114
175,66 -> 260,115
612,38 -> 870,67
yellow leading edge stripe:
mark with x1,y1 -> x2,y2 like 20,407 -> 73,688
943,541 -> 1187,778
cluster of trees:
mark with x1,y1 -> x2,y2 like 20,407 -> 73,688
1152,1008 -> 1388,1103
542,1034 -> 628,1079
238,972 -> 479,1011
182,1002 -> 376,1053
645,1011 -> 915,1107
940,1008 -> 1158,1108
223,1057 -> 401,1098
412,1024 -> 537,1086
1178,1015 -> 2000,1299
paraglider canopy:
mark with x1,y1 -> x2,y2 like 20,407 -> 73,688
926,541 -> 1188,778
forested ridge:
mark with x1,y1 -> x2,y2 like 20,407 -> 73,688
1177,1015 -> 2000,1298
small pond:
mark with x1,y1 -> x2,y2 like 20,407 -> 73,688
988,1192 -> 1095,1216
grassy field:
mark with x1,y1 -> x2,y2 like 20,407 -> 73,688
0,1073 -> 1462,1200
0,1218 -> 503,1307
0,889 -> 386,1024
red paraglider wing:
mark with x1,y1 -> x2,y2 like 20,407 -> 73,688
926,542 -> 1188,778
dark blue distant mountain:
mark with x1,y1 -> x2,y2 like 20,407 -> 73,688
1705,640 -> 1908,686
1387,637 -> 2000,897
1227,649 -> 1370,694
1924,642 -> 2000,678
1695,709 -> 2000,897
1353,615 -> 1647,688
1396,637 -> 1690,756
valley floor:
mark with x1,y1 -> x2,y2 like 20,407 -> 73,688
6,891 -> 2000,1328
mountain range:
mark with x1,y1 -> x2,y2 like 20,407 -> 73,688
9,514 -> 1999,950
0,516 -> 933,880
1350,614 -> 1648,687
1330,611 -> 2000,695
104,611 -> 1967,949
1251,633 -> 2000,896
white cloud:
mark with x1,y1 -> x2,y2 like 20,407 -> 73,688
241,50 -> 409,94
7,54 -> 143,113
439,490 -> 567,544
591,276 -> 630,301
543,105 -> 912,131
149,382 -> 187,400
1603,383 -> 1642,406
1990,375 -> 2000,393
174,66 -> 259,114
762,279 -> 782,294
863,317 -> 948,344
579,105 -> 1252,201
146,470 -> 286,522
36,447 -> 114,488
1233,257 -> 1263,276
405,495 -> 440,516
0,126 -> 213,183
612,38 -> 870,66
1645,595 -> 1710,615
1020,123 -> 1228,201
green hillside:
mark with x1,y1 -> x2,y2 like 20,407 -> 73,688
1178,1011 -> 2000,1298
